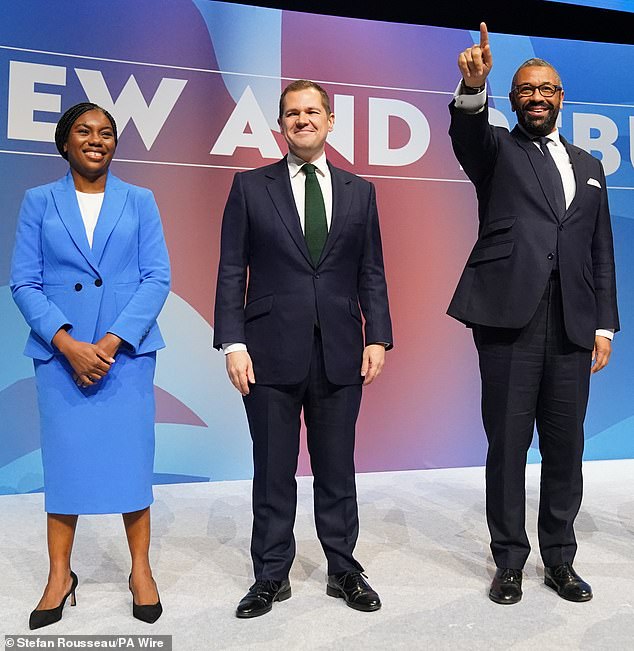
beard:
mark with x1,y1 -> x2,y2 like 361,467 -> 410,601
516,101 -> 560,137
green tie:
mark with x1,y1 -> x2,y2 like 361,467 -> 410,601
302,163 -> 328,265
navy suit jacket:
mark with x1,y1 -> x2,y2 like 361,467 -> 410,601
11,172 -> 170,360
213,157 -> 393,385
447,101 -> 619,349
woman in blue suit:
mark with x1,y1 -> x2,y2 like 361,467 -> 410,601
10,103 -> 170,629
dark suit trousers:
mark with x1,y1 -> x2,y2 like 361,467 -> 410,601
473,273 -> 592,569
242,329 -> 364,580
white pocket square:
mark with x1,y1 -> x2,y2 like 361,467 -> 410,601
587,178 -> 601,188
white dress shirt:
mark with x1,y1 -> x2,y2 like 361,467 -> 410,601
537,130 -> 575,211
287,151 -> 333,232
223,152 -> 333,354
75,191 -> 104,248
454,81 -> 613,341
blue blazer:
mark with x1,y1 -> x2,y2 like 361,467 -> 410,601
213,157 -> 393,386
11,172 -> 170,359
447,101 -> 619,349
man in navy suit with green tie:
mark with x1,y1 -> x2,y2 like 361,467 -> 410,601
214,79 -> 393,617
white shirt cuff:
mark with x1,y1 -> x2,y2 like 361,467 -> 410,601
453,80 -> 487,114
595,329 -> 614,341
222,343 -> 248,355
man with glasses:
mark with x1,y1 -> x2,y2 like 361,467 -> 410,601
447,23 -> 619,605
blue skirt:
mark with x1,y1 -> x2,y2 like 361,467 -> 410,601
34,350 -> 156,515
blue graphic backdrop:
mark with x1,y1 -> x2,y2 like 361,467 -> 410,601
0,1 -> 632,496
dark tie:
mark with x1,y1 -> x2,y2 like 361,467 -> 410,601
302,163 -> 328,265
537,136 -> 566,219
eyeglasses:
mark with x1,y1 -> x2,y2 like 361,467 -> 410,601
513,83 -> 563,98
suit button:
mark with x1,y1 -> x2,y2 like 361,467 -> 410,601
314,273 -> 320,279
547,253 -> 554,260
74,283 -> 83,291
558,225 -> 564,231
94,279 -> 103,287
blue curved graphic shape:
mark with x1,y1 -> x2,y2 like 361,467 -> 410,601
153,292 -> 253,481
584,416 -> 634,458
192,0 -> 282,128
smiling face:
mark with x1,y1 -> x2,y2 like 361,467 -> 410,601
64,109 -> 116,187
278,88 -> 334,163
510,65 -> 564,137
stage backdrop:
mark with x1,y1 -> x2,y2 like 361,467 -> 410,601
1,1 -> 632,495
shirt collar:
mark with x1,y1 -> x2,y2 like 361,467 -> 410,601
543,128 -> 561,146
287,151 -> 329,178
517,123 -> 562,146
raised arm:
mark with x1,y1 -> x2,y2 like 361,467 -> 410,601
449,22 -> 498,185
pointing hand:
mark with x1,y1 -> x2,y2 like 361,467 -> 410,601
458,22 -> 493,89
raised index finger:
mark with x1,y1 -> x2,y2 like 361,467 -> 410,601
479,22 -> 489,48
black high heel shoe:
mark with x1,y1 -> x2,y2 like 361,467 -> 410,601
29,571 -> 78,630
128,574 -> 163,624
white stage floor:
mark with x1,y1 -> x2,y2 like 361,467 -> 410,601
1,460 -> 633,649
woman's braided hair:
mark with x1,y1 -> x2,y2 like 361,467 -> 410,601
54,102 -> 118,160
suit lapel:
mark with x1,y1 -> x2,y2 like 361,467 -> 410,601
512,126 -> 561,221
266,158 -> 314,266
560,137 -> 588,224
318,163 -> 353,265
265,158 -> 354,268
51,172 -> 100,273
91,173 -> 128,263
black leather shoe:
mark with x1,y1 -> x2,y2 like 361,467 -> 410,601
489,568 -> 522,604
29,571 -> 78,630
129,574 -> 163,624
236,579 -> 291,618
327,571 -> 381,612
544,563 -> 593,602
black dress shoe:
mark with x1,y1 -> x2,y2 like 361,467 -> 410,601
489,568 -> 522,604
128,574 -> 163,624
327,571 -> 381,612
236,579 -> 291,618
544,563 -> 593,602
29,571 -> 78,630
